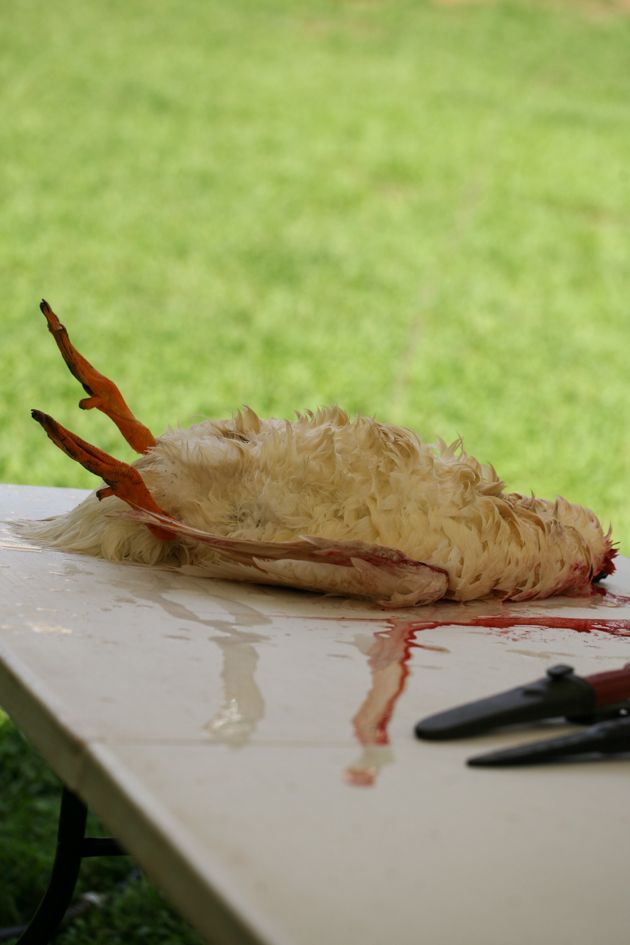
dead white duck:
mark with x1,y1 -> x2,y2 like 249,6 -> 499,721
25,300 -> 615,608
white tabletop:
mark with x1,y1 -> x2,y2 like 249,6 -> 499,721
1,484 -> 629,945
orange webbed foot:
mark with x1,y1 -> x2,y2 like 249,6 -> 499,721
39,300 -> 156,454
31,410 -> 175,541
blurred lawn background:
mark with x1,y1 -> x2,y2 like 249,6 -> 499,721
2,0 -> 629,544
1,0 -> 630,941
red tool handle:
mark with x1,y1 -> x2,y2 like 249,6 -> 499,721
585,663 -> 630,707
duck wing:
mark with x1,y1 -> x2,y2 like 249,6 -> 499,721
129,508 -> 449,608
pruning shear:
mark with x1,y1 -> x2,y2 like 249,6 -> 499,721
415,663 -> 630,767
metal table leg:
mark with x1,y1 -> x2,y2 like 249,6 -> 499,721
15,787 -> 126,945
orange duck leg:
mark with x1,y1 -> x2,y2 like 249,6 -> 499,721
39,299 -> 155,454
31,410 -> 175,541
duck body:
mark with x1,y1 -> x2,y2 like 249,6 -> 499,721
28,404 -> 615,606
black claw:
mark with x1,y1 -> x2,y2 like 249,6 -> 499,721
31,409 -> 55,436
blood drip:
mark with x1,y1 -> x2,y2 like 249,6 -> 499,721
387,614 -> 630,636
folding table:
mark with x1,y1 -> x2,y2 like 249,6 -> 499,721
1,484 -> 629,945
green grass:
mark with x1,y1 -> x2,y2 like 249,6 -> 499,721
2,0 -> 630,939
2,0 -> 630,544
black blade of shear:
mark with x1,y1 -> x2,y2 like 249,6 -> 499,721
415,664 -> 596,740
467,715 -> 630,767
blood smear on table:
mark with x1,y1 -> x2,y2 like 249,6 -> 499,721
344,589 -> 630,787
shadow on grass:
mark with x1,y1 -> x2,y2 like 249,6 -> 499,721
0,715 -> 204,945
